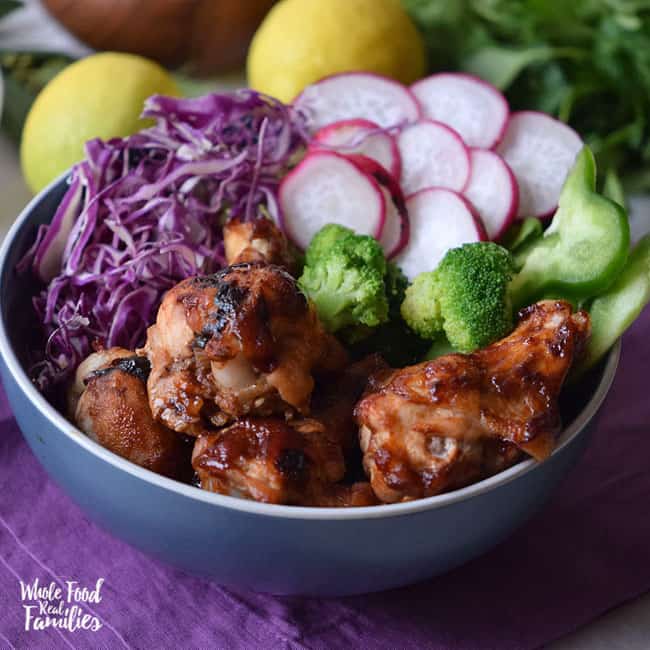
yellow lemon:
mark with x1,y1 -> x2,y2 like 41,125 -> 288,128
21,52 -> 179,193
247,0 -> 426,103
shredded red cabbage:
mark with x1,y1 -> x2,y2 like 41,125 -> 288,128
22,90 -> 309,392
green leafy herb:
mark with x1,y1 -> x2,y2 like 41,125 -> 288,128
401,0 -> 650,189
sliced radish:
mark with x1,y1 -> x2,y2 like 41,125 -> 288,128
496,111 -> 583,218
294,73 -> 420,132
346,154 -> 410,259
397,120 -> 471,195
312,119 -> 401,179
279,151 -> 386,250
463,148 -> 518,240
394,188 -> 486,280
411,73 -> 509,149
379,188 -> 403,258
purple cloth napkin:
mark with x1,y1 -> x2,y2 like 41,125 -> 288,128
1,310 -> 649,650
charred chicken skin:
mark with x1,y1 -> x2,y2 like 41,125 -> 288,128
192,416 -> 377,507
71,348 -> 189,479
143,262 -> 347,436
355,301 -> 590,503
191,355 -> 384,506
192,416 -> 343,504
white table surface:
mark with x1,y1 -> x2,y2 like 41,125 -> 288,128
2,131 -> 650,649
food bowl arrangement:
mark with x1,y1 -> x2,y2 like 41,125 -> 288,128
0,174 -> 620,596
2,68 -> 645,597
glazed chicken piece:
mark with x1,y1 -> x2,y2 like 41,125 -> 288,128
71,348 -> 190,479
192,417 -> 344,504
308,482 -> 379,507
68,346 -> 134,415
310,354 -> 389,456
355,301 -> 590,503
144,262 -> 347,436
223,216 -> 295,271
191,355 -> 385,506
192,417 -> 377,507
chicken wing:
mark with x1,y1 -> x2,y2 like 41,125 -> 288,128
223,216 -> 295,271
310,353 -> 389,456
192,416 -> 377,507
143,262 -> 347,436
72,349 -> 190,479
191,417 -> 344,504
355,301 -> 590,503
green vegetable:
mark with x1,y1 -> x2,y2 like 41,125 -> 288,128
602,168 -> 626,209
510,147 -> 630,309
500,217 -> 544,270
384,261 -> 409,319
401,242 -> 515,353
348,261 -> 428,366
424,335 -> 456,360
401,0 -> 650,189
501,217 -> 543,252
299,226 -> 389,335
579,234 -> 650,372
303,223 -> 355,268
350,320 -> 430,367
400,272 -> 443,339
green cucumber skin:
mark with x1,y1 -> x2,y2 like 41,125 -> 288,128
580,234 -> 650,372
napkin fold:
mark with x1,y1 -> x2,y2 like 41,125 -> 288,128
1,309 -> 649,650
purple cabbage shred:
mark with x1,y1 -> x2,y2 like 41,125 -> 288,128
23,90 -> 309,392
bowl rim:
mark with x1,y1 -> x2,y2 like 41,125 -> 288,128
0,173 -> 621,521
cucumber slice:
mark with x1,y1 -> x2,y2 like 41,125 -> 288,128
580,234 -> 650,372
510,147 -> 630,308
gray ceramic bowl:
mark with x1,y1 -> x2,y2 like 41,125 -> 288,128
0,176 -> 620,596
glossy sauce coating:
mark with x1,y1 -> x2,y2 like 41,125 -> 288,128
144,262 -> 347,435
74,349 -> 190,479
192,416 -> 345,504
355,301 -> 590,502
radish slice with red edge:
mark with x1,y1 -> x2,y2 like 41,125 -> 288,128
312,119 -> 401,179
279,150 -> 386,250
294,72 -> 421,132
496,111 -> 583,219
397,120 -> 470,195
380,189 -> 404,259
394,188 -> 486,280
463,148 -> 518,240
411,73 -> 509,149
346,154 -> 410,258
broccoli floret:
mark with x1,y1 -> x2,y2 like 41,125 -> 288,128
436,243 -> 515,352
424,335 -> 455,361
347,261 -> 425,362
385,262 -> 408,319
299,231 -> 389,334
304,223 -> 354,267
339,234 -> 387,277
400,272 -> 444,339
401,242 -> 515,353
